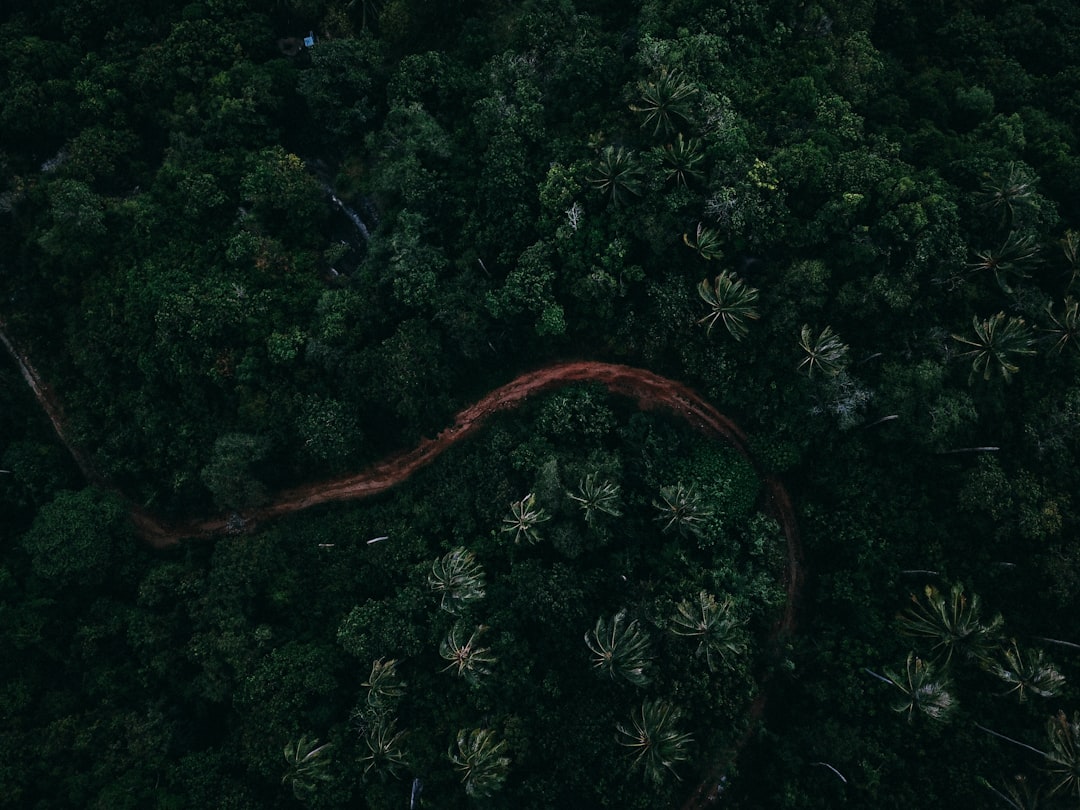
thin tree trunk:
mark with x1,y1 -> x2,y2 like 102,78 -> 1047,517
974,723 -> 1048,757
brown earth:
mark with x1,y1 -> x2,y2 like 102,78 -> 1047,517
2,328 -> 802,807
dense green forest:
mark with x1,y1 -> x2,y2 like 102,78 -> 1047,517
2,0 -> 1080,806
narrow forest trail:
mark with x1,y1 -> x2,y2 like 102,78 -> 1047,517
2,327 -> 803,808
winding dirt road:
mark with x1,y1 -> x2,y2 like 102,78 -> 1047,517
3,327 -> 802,808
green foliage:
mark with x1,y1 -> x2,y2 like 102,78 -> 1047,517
501,492 -> 550,545
19,488 -> 129,587
282,736 -> 333,801
879,652 -> 956,723
589,146 -> 644,206
616,700 -> 693,785
359,714 -> 409,780
696,271 -> 760,340
989,642 -> 1065,702
584,609 -> 653,687
567,473 -> 622,525
439,623 -> 496,684
428,547 -> 486,614
669,591 -> 747,672
682,222 -> 725,261
797,325 -> 850,379
361,657 -> 406,712
952,312 -> 1036,383
448,728 -> 509,798
653,483 -> 712,538
1046,711 -> 1080,800
630,67 -> 697,137
897,583 -> 1004,666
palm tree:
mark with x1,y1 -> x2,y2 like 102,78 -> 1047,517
897,582 -> 1004,665
990,641 -> 1065,701
501,493 -> 550,544
282,736 -> 333,801
448,728 -> 510,798
969,231 -> 1042,295
977,773 -> 1046,809
797,324 -> 849,378
653,483 -> 712,538
696,271 -> 760,340
429,547 -> 486,614
439,623 -> 496,683
669,591 -> 747,671
359,715 -> 409,779
568,473 -> 622,525
953,312 -> 1036,383
589,146 -> 643,206
1043,297 -> 1080,355
657,133 -> 704,188
630,68 -> 698,137
362,657 -> 406,712
1061,229 -> 1079,289
874,652 -> 956,722
584,609 -> 652,687
683,222 -> 724,260
976,163 -> 1037,228
616,699 -> 694,785
1046,711 -> 1080,800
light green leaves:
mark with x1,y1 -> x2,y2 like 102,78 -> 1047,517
616,700 -> 694,785
797,324 -> 849,378
429,547 -> 486,613
501,492 -> 550,544
696,271 -> 760,341
449,728 -> 510,797
584,609 -> 652,687
670,591 -> 746,671
897,582 -> 1004,666
439,623 -> 496,684
952,312 -> 1035,383
282,736 -> 333,800
880,652 -> 956,723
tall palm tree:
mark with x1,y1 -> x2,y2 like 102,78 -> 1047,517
797,324 -> 849,378
448,728 -> 510,798
1043,297 -> 1080,355
990,641 -> 1065,701
501,493 -> 550,545
657,133 -> 704,188
616,699 -> 694,785
696,271 -> 760,341
282,736 -> 333,801
589,146 -> 644,206
429,547 -> 486,614
976,163 -> 1037,228
439,623 -> 496,684
362,657 -> 406,712
977,773 -> 1046,810
584,609 -> 652,687
683,222 -> 724,261
669,591 -> 746,671
568,473 -> 622,525
969,231 -> 1041,294
1046,711 -> 1080,800
953,312 -> 1036,383
1061,229 -> 1079,289
653,483 -> 712,538
359,714 -> 409,779
876,652 -> 956,722
630,68 -> 698,137
897,582 -> 1004,665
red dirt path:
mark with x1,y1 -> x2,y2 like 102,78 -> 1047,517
2,332 -> 802,808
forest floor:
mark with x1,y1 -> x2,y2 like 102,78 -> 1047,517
1,328 -> 803,808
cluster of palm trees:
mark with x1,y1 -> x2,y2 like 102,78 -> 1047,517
866,581 -> 1079,804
